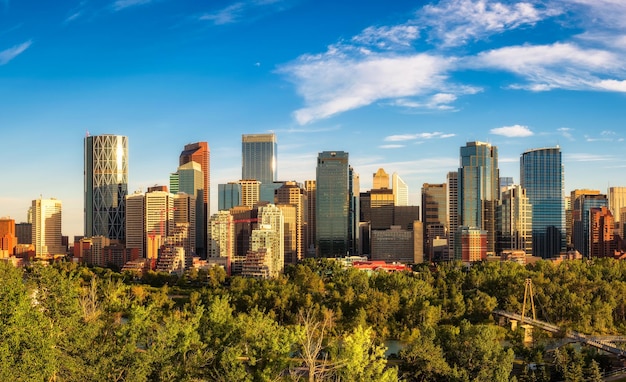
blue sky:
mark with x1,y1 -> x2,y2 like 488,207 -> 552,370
1,0 -> 625,239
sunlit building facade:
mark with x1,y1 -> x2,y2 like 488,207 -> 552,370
316,151 -> 349,257
84,134 -> 128,240
33,198 -> 64,256
520,147 -> 565,258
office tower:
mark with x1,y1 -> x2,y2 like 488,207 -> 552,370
565,196 -> 572,246
458,141 -> 499,254
455,226 -> 487,262
173,193 -> 197,257
177,161 -> 204,255
32,198 -> 63,256
316,151 -> 349,257
169,173 -> 179,195
392,172 -> 409,207
373,168 -> 390,190
520,147 -> 565,258
447,171 -> 459,261
275,181 -> 306,264
371,225 -> 415,263
84,134 -> 128,240
0,217 -> 17,258
239,180 -> 261,208
609,187 -> 626,236
589,206 -> 616,258
248,204 -> 284,277
125,192 -> 145,258
277,204 -> 297,265
208,210 -> 234,260
349,166 -> 360,255
179,142 -> 210,256
368,188 -> 394,229
229,205 -> 257,274
242,133 -> 277,202
496,185 -> 532,255
218,182 -> 241,211
499,177 -> 514,197
304,180 -> 316,255
15,223 -> 32,245
422,183 -> 448,261
572,191 -> 607,257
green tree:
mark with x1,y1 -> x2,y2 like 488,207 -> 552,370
399,327 -> 452,381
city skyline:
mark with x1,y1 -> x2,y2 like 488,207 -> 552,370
1,0 -> 625,239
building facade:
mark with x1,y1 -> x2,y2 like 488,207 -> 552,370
316,151 -> 349,257
84,134 -> 128,240
459,141 -> 499,254
496,185 -> 532,255
520,147 -> 565,258
392,172 -> 409,207
179,142 -> 210,256
32,198 -> 64,256
242,133 -> 277,202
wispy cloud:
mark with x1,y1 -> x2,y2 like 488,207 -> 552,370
112,0 -> 153,11
585,130 -> 624,142
557,127 -> 574,141
0,40 -> 32,65
199,0 -> 293,25
419,0 -> 561,47
384,132 -> 456,142
565,153 -> 615,162
379,144 -> 405,149
490,124 -> 533,137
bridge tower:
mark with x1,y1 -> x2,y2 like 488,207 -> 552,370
520,278 -> 536,343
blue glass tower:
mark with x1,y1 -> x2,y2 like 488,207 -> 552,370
242,133 -> 277,202
520,147 -> 565,258
458,141 -> 499,254
316,151 -> 349,257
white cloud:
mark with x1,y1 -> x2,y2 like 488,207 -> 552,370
384,131 -> 456,142
282,53 -> 454,124
380,144 -> 405,149
596,79 -> 626,92
113,0 -> 152,11
419,0 -> 560,47
351,25 -> 420,51
566,153 -> 614,162
0,40 -> 32,65
568,0 -> 626,29
199,0 -> 291,25
558,127 -> 574,141
490,124 -> 534,137
472,42 -> 624,91
200,3 -> 245,25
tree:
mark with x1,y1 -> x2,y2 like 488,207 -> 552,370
399,327 -> 452,382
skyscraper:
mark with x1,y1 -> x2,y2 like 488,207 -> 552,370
316,151 -> 349,257
496,185 -> 532,255
242,133 -> 277,184
304,180 -> 316,255
447,171 -> 459,261
458,141 -> 499,254
520,147 -> 565,258
422,183 -> 448,260
32,198 -> 63,256
373,168 -> 390,190
84,134 -> 128,240
275,181 -> 306,264
242,133 -> 277,202
608,187 -> 626,236
572,191 -> 607,258
392,172 -> 409,207
177,161 -> 204,255
179,142 -> 210,256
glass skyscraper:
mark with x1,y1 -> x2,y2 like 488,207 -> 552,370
458,141 -> 499,254
242,133 -> 277,202
520,147 -> 565,258
84,134 -> 128,240
316,151 -> 349,257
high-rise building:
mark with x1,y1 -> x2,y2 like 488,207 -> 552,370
208,210 -> 234,260
589,206 -> 616,258
249,204 -> 284,277
458,141 -> 499,254
239,180 -> 261,208
173,193 -> 197,258
275,181 -> 306,264
422,183 -> 448,260
177,161 -> 204,255
447,171 -> 459,261
0,217 -> 17,258
572,191 -> 607,258
32,198 -> 64,256
520,147 -> 565,258
179,142 -> 210,256
125,192 -> 145,258
496,185 -> 532,255
349,166 -> 360,255
316,151 -> 349,257
373,168 -> 390,190
392,172 -> 409,207
609,187 -> 626,236
84,134 -> 128,240
455,226 -> 487,262
242,133 -> 277,202
218,182 -> 241,211
304,180 -> 316,255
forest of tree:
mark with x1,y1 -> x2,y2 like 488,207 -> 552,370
2,257 -> 626,381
